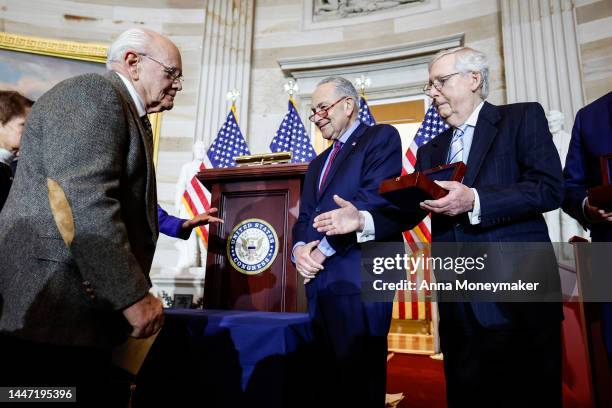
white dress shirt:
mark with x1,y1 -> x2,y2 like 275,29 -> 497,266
115,72 -> 147,118
0,148 -> 13,166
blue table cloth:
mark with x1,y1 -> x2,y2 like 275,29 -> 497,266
134,309 -> 316,408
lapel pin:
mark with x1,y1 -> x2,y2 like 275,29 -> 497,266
352,142 -> 356,146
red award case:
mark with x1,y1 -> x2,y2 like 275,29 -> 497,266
588,154 -> 612,211
379,162 -> 467,208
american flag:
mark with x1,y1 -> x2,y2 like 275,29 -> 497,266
358,96 -> 376,126
182,160 -> 213,246
402,103 -> 450,244
207,107 -> 251,168
181,107 -> 249,247
395,103 -> 449,322
269,98 -> 316,163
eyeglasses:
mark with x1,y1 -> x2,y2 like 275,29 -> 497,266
308,96 -> 349,122
422,72 -> 461,95
139,53 -> 183,84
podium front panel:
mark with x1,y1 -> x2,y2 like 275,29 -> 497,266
201,164 -> 307,312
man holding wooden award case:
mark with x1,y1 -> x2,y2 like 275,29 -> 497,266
379,162 -> 467,209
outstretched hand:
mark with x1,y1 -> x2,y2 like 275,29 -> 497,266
181,207 -> 223,231
313,195 -> 364,235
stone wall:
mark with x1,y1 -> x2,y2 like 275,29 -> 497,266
576,0 -> 612,104
250,0 -> 506,154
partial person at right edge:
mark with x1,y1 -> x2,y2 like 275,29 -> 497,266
562,91 -> 612,366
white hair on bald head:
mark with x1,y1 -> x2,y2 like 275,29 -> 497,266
106,28 -> 152,69
429,47 -> 490,99
316,76 -> 360,105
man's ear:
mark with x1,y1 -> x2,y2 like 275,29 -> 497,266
125,51 -> 140,80
345,98 -> 356,116
470,71 -> 482,92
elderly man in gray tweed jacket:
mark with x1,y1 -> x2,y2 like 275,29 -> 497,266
0,28 -> 182,404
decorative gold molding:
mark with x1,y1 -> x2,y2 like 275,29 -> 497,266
0,32 -> 107,63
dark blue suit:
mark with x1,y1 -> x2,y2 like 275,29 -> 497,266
562,92 -> 612,361
371,102 -> 564,406
293,122 -> 402,407
157,205 -> 190,239
563,92 -> 612,240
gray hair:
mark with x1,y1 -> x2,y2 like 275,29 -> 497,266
316,76 -> 360,107
429,47 -> 489,99
106,29 -> 152,69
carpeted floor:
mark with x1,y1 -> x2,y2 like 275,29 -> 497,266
386,353 -> 446,408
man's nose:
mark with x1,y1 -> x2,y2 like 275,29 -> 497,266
316,117 -> 328,128
429,85 -> 441,98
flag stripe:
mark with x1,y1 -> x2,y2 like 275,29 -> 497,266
182,194 -> 209,244
398,104 -> 449,321
190,177 -> 210,210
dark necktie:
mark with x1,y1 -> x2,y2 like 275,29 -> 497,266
140,115 -> 158,230
319,141 -> 343,192
141,115 -> 154,154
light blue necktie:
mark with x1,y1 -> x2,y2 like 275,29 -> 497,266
447,126 -> 465,164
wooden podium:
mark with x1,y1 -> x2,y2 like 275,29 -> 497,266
199,163 -> 309,312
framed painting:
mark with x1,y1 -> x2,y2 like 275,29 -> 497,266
0,32 -> 161,165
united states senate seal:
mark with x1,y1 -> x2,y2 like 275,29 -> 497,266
226,218 -> 279,275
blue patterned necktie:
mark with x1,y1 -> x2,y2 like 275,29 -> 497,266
447,126 -> 465,164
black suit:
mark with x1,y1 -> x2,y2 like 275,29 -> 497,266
562,92 -> 612,362
0,161 -> 12,212
372,102 -> 564,407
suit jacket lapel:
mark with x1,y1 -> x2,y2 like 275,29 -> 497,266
607,92 -> 612,131
318,122 -> 367,198
429,128 -> 453,169
310,150 -> 328,199
462,101 -> 500,187
104,72 -> 158,235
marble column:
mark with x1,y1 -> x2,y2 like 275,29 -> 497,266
501,0 -> 584,130
501,0 -> 587,245
194,0 -> 254,146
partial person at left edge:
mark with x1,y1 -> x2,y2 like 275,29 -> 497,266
0,28 -> 181,407
0,91 -> 33,212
